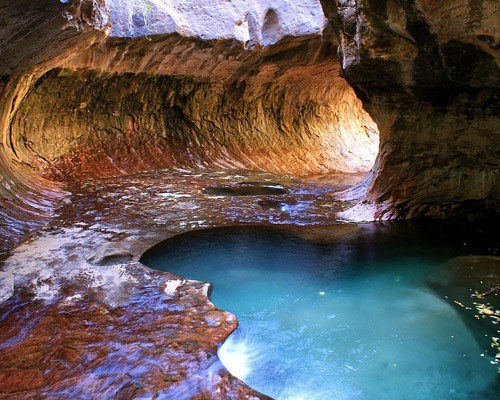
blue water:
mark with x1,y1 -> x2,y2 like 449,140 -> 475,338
141,224 -> 499,400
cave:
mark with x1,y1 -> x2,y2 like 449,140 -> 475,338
0,1 -> 499,399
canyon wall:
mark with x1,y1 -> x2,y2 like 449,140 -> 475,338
0,0 -> 377,252
11,35 -> 377,180
321,0 -> 500,219
1,0 -> 500,253
0,0 -> 109,253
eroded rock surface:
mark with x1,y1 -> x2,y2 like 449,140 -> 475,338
11,35 -> 377,181
1,0 -> 499,252
322,0 -> 500,219
0,169 -> 357,398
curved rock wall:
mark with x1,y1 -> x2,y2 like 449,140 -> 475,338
0,0 -> 109,254
322,0 -> 500,219
10,36 -> 377,180
0,1 -> 377,251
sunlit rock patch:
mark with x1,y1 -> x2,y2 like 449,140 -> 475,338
106,0 -> 327,46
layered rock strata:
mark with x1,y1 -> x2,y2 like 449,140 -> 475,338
12,36 -> 377,181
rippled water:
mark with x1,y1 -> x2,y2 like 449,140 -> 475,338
141,224 -> 499,400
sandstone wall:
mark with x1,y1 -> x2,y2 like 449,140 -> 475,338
0,0 -> 109,253
10,35 -> 377,180
322,0 -> 500,219
0,0 -> 377,252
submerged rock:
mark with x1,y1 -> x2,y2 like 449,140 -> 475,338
203,185 -> 288,196
426,255 -> 500,353
257,199 -> 288,210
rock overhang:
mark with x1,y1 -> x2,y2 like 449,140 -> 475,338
104,0 -> 328,46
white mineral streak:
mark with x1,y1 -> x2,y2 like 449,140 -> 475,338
106,0 -> 328,45
200,282 -> 211,297
164,279 -> 210,297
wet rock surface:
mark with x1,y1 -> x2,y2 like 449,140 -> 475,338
0,22 -> 377,250
203,183 -> 287,196
0,169 -> 357,399
0,269 -> 261,399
